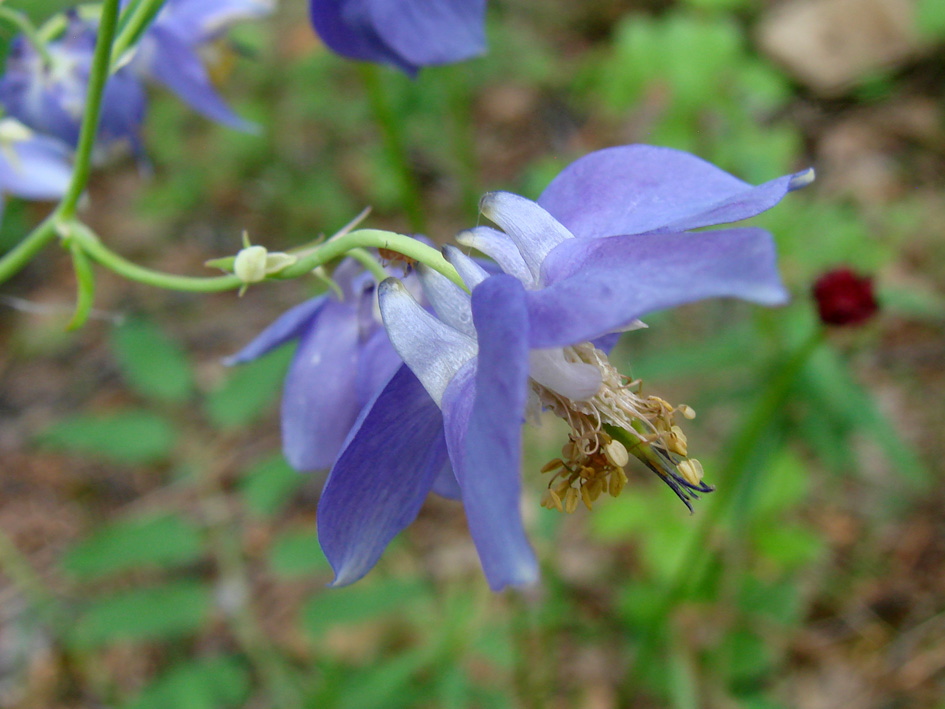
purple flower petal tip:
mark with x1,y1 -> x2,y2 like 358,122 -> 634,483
788,167 -> 816,191
309,0 -> 487,73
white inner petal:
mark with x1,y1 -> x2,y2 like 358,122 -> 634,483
456,226 -> 535,288
479,192 -> 573,284
528,349 -> 602,401
379,279 -> 477,407
418,265 -> 475,337
443,245 -> 489,290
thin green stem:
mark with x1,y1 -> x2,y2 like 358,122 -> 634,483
0,7 -> 53,64
279,228 -> 466,291
358,64 -> 427,233
348,247 -> 389,283
65,221 -> 241,292
111,0 -> 166,69
58,0 -> 120,219
0,215 -> 57,285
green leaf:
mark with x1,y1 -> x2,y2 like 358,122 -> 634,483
124,655 -> 250,709
333,647 -> 434,709
302,578 -> 428,638
917,0 -> 945,39
269,528 -> 328,577
750,451 -> 810,519
61,514 -> 204,581
755,525 -> 825,569
37,410 -> 177,464
111,318 -> 194,403
719,629 -> 773,686
70,581 -> 212,649
802,347 -> 930,488
737,575 -> 801,625
204,346 -> 294,429
239,453 -> 305,517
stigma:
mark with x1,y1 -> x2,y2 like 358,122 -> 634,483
534,342 -> 712,513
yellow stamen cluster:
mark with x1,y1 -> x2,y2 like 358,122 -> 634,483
534,342 -> 704,513
540,433 -> 630,513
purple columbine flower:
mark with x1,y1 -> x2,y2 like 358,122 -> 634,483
309,0 -> 487,75
0,118 -> 73,222
127,0 -> 272,131
0,15 -> 147,157
226,256 -> 461,494
316,144 -> 814,591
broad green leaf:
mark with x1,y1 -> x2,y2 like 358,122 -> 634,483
204,346 -> 294,429
111,318 -> 194,403
37,410 -> 177,464
124,655 -> 250,709
269,528 -> 328,577
239,453 -> 305,517
302,578 -> 428,638
61,514 -> 204,581
70,581 -> 212,649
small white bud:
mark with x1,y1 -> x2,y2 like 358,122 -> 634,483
233,244 -> 269,284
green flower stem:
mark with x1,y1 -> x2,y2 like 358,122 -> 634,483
631,326 -> 825,681
67,239 -> 96,330
0,0 -> 119,285
58,0 -> 119,220
0,6 -> 53,64
358,64 -> 427,234
0,215 -> 57,286
66,221 -> 242,292
278,228 -> 467,291
348,247 -> 389,283
111,0 -> 167,69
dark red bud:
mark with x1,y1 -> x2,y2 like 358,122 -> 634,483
812,268 -> 878,326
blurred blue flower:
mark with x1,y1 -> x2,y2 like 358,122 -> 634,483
0,118 -> 73,222
316,145 -> 813,591
128,0 -> 273,131
0,14 -> 147,157
310,0 -> 487,74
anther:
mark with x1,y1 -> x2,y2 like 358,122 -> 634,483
677,459 -> 704,486
603,439 -> 629,467
564,488 -> 579,514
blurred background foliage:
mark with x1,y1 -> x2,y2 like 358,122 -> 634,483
1,0 -> 944,707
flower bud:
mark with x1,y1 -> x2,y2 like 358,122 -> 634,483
812,268 -> 878,326
234,244 -> 269,284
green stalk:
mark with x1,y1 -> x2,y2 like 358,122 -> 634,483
110,0 -> 166,69
278,228 -> 466,290
0,215 -> 57,286
348,247 -> 389,283
58,0 -> 120,220
0,6 -> 53,64
67,221 -> 242,292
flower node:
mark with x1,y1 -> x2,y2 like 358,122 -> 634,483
536,342 -> 712,513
